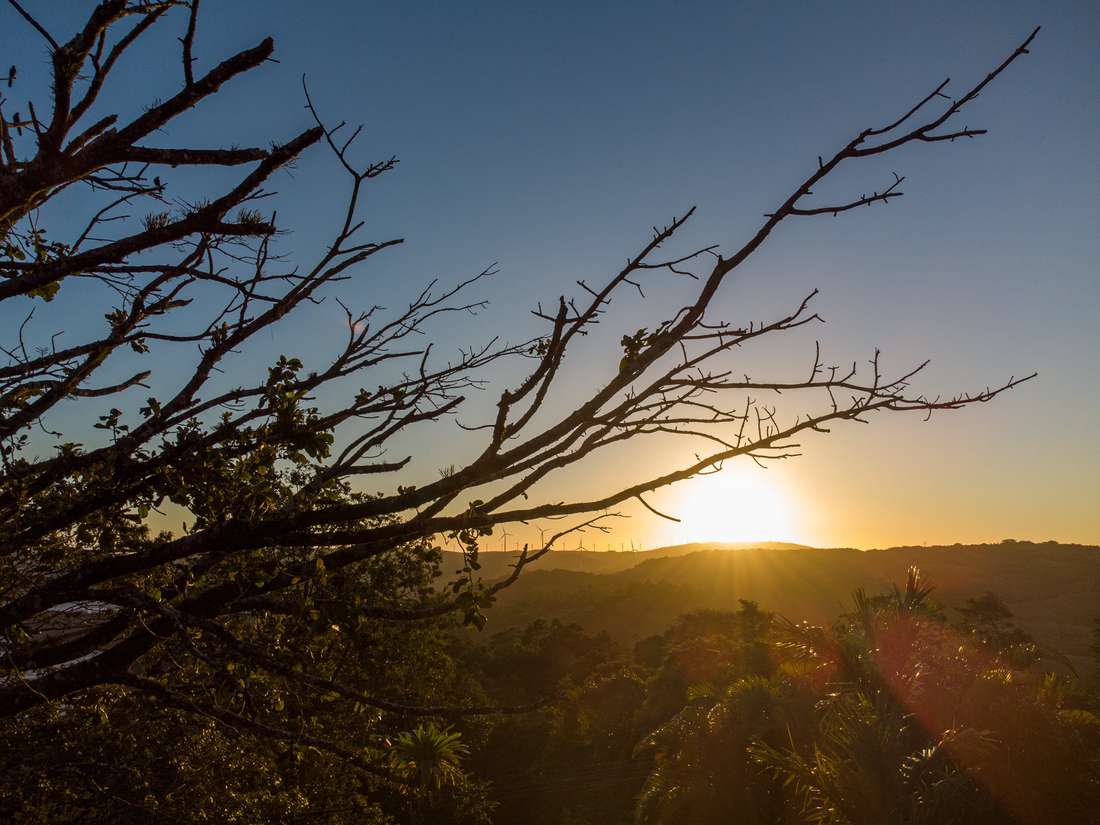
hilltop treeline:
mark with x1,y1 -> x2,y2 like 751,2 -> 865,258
477,541 -> 1100,670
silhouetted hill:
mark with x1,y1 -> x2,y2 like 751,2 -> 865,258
440,541 -> 807,582
472,541 -> 1100,669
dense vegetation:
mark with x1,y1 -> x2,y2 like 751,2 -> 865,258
4,545 -> 1099,823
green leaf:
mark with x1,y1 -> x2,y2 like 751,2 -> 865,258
27,280 -> 60,302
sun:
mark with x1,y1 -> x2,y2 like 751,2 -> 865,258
672,465 -> 800,544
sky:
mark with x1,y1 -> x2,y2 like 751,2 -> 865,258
4,0 -> 1098,550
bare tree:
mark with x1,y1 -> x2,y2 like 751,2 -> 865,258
0,0 -> 1036,769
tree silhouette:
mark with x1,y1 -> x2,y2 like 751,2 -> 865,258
0,0 -> 1040,780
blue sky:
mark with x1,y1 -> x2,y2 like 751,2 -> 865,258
4,0 -> 1098,547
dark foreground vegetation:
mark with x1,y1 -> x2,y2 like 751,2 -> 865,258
3,544 -> 1099,823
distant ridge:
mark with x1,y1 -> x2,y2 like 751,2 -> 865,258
457,540 -> 1100,671
440,541 -> 810,581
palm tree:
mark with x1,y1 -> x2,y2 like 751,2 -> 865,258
750,691 -> 995,825
389,722 -> 469,822
635,676 -> 797,825
753,569 -> 1100,824
632,570 -> 1100,825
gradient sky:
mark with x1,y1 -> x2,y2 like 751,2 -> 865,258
5,1 -> 1098,549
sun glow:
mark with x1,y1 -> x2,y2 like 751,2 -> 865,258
672,466 -> 802,545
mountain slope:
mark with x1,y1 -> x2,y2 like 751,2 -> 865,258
473,541 -> 1100,668
440,541 -> 807,581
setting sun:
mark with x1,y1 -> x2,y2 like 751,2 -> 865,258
673,466 -> 803,545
